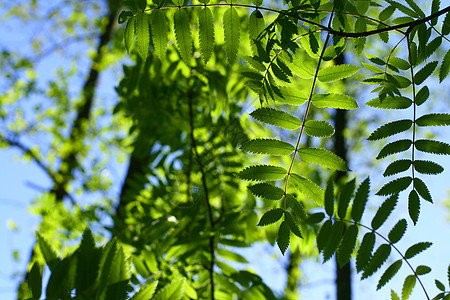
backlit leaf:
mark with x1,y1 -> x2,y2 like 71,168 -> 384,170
305,120 -> 335,138
274,87 -> 309,105
224,7 -> 240,65
248,183 -> 284,200
415,265 -> 431,275
136,13 -> 149,61
124,17 -> 135,54
217,249 -> 248,263
371,194 -> 398,230
277,221 -> 290,255
250,107 -> 302,130
174,9 -> 192,65
383,160 -> 412,177
248,10 -> 265,54
377,260 -> 402,290
243,56 -> 265,72
356,232 -> 375,273
362,244 -> 391,279
285,211 -> 302,238
324,179 -> 334,217
312,93 -> 358,110
154,278 -> 185,300
198,7 -> 214,64
317,220 -> 332,253
37,232 -> 60,271
402,275 -> 416,300
131,281 -> 158,300
287,195 -> 308,220
413,61 -> 438,85
439,49 -> 450,82
238,165 -> 287,181
415,139 -> 450,155
368,120 -> 412,141
351,177 -> 370,222
416,113 -> 450,127
414,160 -> 444,175
151,10 -> 168,59
376,177 -> 412,196
290,173 -> 324,206
415,86 -> 429,106
257,208 -> 284,226
377,140 -> 412,159
337,224 -> 358,267
366,96 -> 412,109
241,139 -> 295,156
323,221 -> 345,262
318,64 -> 361,82
297,148 -> 349,171
338,178 -> 356,218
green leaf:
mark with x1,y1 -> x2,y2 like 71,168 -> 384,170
285,211 -> 302,238
371,194 -> 398,230
391,290 -> 401,300
415,86 -> 429,106
287,195 -> 308,220
277,221 -> 290,255
351,177 -> 370,222
248,10 -> 264,55
366,96 -> 412,109
376,177 -> 412,196
305,120 -> 335,138
435,280 -> 446,291
119,11 -> 134,24
248,183 -> 284,200
415,139 -> 450,155
439,49 -> 450,82
135,0 -> 147,10
154,278 -> 186,300
368,120 -> 413,141
378,260 -> 403,290
271,63 -> 290,83
414,177 -> 432,202
198,8 -> 214,64
238,165 -> 287,181
274,86 -> 309,105
402,275 -> 416,300
131,281 -> 158,300
241,138 -> 295,156
389,57 -> 410,70
312,93 -> 359,110
317,220 -> 332,253
337,224 -> 358,267
241,71 -> 264,81
136,13 -> 149,61
290,173 -> 324,206
257,208 -> 284,226
338,178 -> 356,218
362,244 -> 391,280
290,53 -> 315,79
124,17 -> 135,54
250,107 -> 302,130
377,140 -> 412,159
297,148 -> 349,171
379,6 -> 395,21
356,232 -> 376,273
217,249 -> 248,263
28,262 -> 42,300
362,62 -> 384,74
317,64 -> 361,82
414,160 -> 444,175
386,0 -> 418,17
416,113 -> 450,127
251,0 -> 263,7
244,56 -> 265,72
414,61 -> 438,85
323,221 -> 345,262
388,219 -> 407,244
324,179 -> 334,217
408,190 -> 420,225
306,212 -> 325,224
223,7 -> 240,65
404,0 -> 425,17
442,10 -> 450,35
151,10 -> 168,59
76,228 -> 101,295
36,232 -> 60,271
383,159 -> 412,177
405,242 -> 432,259
415,265 -> 431,275
174,9 -> 192,65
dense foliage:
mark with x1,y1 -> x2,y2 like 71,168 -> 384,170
1,0 -> 449,299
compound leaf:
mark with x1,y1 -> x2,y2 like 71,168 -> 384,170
250,108 -> 302,130
416,113 -> 450,127
277,221 -> 290,255
305,120 -> 335,138
413,160 -> 444,175
317,64 -> 361,82
290,173 -> 324,206
297,148 -> 349,171
136,13 -> 149,61
361,244 -> 391,280
377,140 -> 412,159
248,183 -> 284,200
238,165 -> 287,181
241,139 -> 295,156
257,208 -> 284,226
415,139 -> 450,155
368,120 -> 412,141
198,7 -> 214,64
413,61 -> 438,85
366,96 -> 412,109
151,10 -> 168,59
224,7 -> 240,65
312,93 -> 359,110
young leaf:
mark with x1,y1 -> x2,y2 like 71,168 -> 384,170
174,9 -> 192,65
304,120 -> 335,138
371,194 -> 398,230
198,7 -> 214,64
415,86 -> 429,106
377,140 -> 412,159
383,159 -> 412,177
366,96 -> 412,109
124,17 -> 135,54
241,138 -> 295,156
415,265 -> 431,275
413,61 -> 438,85
317,220 -> 332,253
223,7 -> 240,65
248,183 -> 284,200
131,281 -> 158,300
337,224 -> 358,267
312,93 -> 359,110
416,113 -> 450,127
297,148 -> 350,171
413,160 -> 444,175
351,177 -> 370,222
408,190 -> 420,225
388,219 -> 407,244
324,179 -> 334,217
414,178 -> 432,202
257,208 -> 284,226
439,49 -> 450,82
376,177 -> 412,196
285,211 -> 302,238
290,174 -> 324,206
238,165 -> 287,181
338,178 -> 356,218
368,120 -> 413,141
323,221 -> 345,262
278,221 -> 290,255
404,242 -> 432,259
402,275 -> 416,300
391,290 -> 401,300
153,278 -> 186,300
361,244 -> 391,280
356,232 -> 376,273
287,195 -> 308,220
317,64 -> 361,82
250,108 -> 302,130
151,10 -> 168,59
377,260 -> 403,290
136,13 -> 149,61
414,139 -> 450,155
